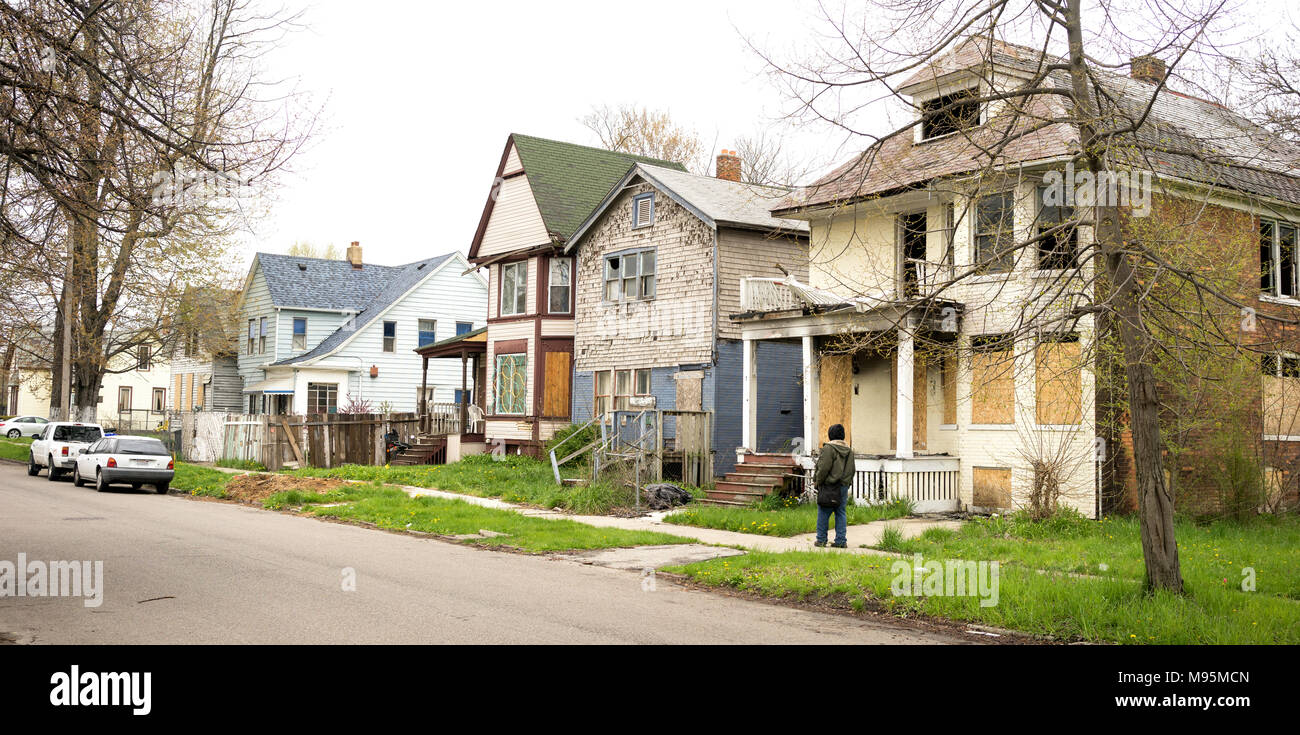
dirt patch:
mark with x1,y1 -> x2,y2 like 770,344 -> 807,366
224,474 -> 350,505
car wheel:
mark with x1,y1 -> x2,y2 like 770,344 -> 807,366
72,466 -> 85,487
27,452 -> 39,476
155,483 -> 169,494
46,457 -> 61,481
6,429 -> 19,439
95,468 -> 108,493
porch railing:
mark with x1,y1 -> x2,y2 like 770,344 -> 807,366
800,455 -> 960,509
740,277 -> 802,312
419,402 -> 485,436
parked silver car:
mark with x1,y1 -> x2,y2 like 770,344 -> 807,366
0,415 -> 49,438
73,435 -> 175,493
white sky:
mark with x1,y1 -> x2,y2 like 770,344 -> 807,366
242,0 -> 836,268
240,0 -> 1297,270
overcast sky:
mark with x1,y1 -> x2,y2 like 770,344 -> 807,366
242,0 -> 841,268
241,0 -> 1296,269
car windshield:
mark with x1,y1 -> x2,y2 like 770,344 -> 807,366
53,425 -> 103,443
115,438 -> 168,455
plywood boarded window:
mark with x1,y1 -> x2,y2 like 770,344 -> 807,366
912,352 -> 927,450
541,350 -> 571,418
1263,353 -> 1300,436
972,466 -> 1012,508
942,352 -> 957,425
971,336 -> 1013,424
184,373 -> 194,411
1036,337 -> 1082,425
172,374 -> 182,411
818,352 -> 853,441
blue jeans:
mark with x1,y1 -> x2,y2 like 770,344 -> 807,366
816,485 -> 849,546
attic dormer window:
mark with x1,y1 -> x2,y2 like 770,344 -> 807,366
920,88 -> 981,140
633,193 -> 655,228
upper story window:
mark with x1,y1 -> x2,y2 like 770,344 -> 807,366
1262,352 -> 1300,377
920,88 -> 980,140
247,319 -> 256,355
500,261 -> 527,316
549,258 -> 572,314
1261,218 -> 1297,299
293,317 -> 307,350
137,346 -> 151,371
604,249 -> 656,302
974,192 -> 1015,273
418,319 -> 438,347
184,329 -> 198,358
258,317 -> 267,355
1035,185 -> 1078,270
382,321 -> 397,353
633,193 -> 655,228
455,321 -> 474,336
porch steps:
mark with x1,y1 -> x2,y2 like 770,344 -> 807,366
695,452 -> 800,507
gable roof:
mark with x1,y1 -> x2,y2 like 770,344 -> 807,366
468,134 -> 686,259
255,253 -> 406,312
565,164 -> 809,251
267,252 -> 459,367
778,37 -> 1300,214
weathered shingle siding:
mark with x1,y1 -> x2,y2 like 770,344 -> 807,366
715,228 -> 809,340
574,182 -> 716,371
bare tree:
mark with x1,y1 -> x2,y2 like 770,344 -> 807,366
286,241 -> 342,259
753,0 -> 1300,593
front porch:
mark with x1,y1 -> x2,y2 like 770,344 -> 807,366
415,328 -> 488,463
735,277 -> 964,511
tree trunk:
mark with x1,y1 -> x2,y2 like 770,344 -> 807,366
0,340 -> 14,414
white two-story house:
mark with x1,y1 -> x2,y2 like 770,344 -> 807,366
236,243 -> 488,415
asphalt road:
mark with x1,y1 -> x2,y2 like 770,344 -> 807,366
0,461 -> 969,644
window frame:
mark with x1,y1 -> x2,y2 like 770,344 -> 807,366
418,318 -> 438,347
602,249 -> 657,303
494,353 -> 527,415
548,257 -> 573,314
919,88 -> 982,141
595,367 -> 652,415
306,382 -> 339,415
974,192 -> 1016,274
247,319 -> 256,355
1261,218 -> 1298,299
382,321 -> 397,353
499,261 -> 528,316
258,317 -> 267,355
1035,184 -> 1079,271
137,345 -> 151,371
117,386 -> 132,413
151,388 -> 166,413
292,317 -> 307,351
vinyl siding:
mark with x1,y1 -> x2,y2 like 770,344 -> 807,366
236,264 -> 277,385
478,157 -> 550,258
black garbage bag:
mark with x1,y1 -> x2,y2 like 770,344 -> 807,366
642,483 -> 693,510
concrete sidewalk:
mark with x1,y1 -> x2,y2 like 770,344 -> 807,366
203,463 -> 963,556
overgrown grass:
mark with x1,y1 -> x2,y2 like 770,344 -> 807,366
876,508 -> 1300,601
669,509 -> 1300,644
663,498 -> 913,537
284,454 -> 649,514
216,458 -> 267,472
170,462 -> 233,498
305,489 -> 691,552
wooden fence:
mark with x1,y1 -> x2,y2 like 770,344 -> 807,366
217,412 -> 432,470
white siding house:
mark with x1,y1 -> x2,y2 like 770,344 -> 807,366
235,244 -> 488,415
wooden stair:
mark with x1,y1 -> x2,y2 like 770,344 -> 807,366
697,453 -> 800,507
389,435 -> 448,466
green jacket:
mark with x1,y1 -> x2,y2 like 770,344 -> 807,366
814,440 -> 855,488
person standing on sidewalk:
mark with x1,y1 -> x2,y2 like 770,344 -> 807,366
813,424 -> 855,548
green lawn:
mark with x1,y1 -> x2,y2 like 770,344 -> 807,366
0,437 -> 31,462
284,454 -> 686,515
171,462 -> 234,497
668,510 -> 1300,644
663,498 -> 913,537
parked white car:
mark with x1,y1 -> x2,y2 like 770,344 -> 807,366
72,435 -> 174,493
28,422 -> 105,481
0,415 -> 49,438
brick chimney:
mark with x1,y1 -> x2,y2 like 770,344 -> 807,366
346,241 -> 363,270
1130,55 -> 1166,85
716,149 -> 741,182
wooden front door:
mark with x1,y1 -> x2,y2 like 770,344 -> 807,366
539,340 -> 573,419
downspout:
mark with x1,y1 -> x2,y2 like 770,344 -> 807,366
711,227 -> 719,366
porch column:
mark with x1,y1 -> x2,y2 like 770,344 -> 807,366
802,336 -> 818,454
459,349 -> 468,434
742,336 -> 758,451
896,325 -> 915,459
420,355 -> 429,433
